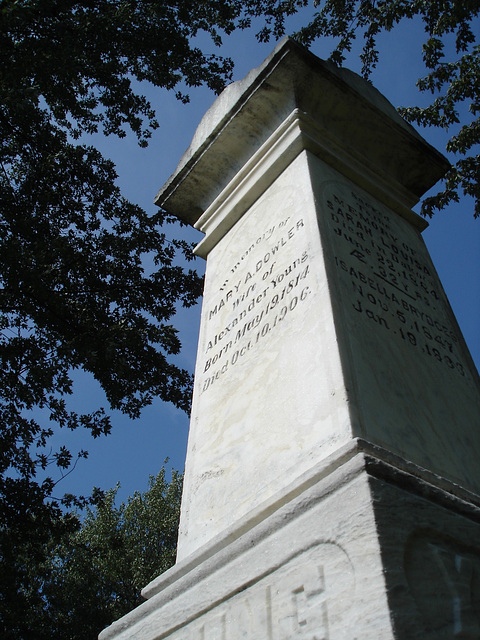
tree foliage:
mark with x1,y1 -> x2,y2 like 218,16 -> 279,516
0,0 -> 235,492
1,467 -> 182,640
287,0 -> 480,218
0,477 -> 80,640
0,2 -> 210,627
0,0 -> 308,511
0,1 -> 306,633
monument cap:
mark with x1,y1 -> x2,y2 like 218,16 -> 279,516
155,37 -> 449,225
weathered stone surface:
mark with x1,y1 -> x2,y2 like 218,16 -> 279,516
157,33 -> 479,572
100,452 -> 480,640
309,154 -> 480,496
178,151 -> 351,558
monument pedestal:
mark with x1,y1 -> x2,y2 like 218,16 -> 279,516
100,39 -> 480,639
101,444 -> 480,640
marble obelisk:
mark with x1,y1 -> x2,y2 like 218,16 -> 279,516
100,39 -> 480,640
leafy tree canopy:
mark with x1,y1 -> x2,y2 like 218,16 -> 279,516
2,467 -> 182,640
0,0 -> 299,633
0,0 -> 305,505
285,0 -> 480,218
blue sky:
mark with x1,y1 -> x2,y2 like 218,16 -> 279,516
50,17 -> 480,506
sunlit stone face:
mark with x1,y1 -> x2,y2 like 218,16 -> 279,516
178,153 -> 351,559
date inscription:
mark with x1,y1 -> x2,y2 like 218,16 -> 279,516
199,215 -> 313,393
325,186 -> 470,381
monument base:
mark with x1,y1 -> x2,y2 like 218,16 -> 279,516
100,441 -> 480,640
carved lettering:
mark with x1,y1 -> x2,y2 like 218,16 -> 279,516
169,543 -> 354,640
327,185 -> 470,381
199,216 -> 313,394
291,566 -> 329,640
430,545 -> 480,638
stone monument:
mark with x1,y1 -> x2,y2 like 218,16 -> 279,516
100,39 -> 480,640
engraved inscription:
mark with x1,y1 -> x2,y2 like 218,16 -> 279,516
169,543 -> 354,640
291,566 -> 329,639
199,215 -> 314,394
405,531 -> 480,638
430,545 -> 480,638
199,612 -> 226,640
324,185 -> 471,381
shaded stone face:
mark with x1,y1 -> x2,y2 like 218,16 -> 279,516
309,157 -> 480,492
